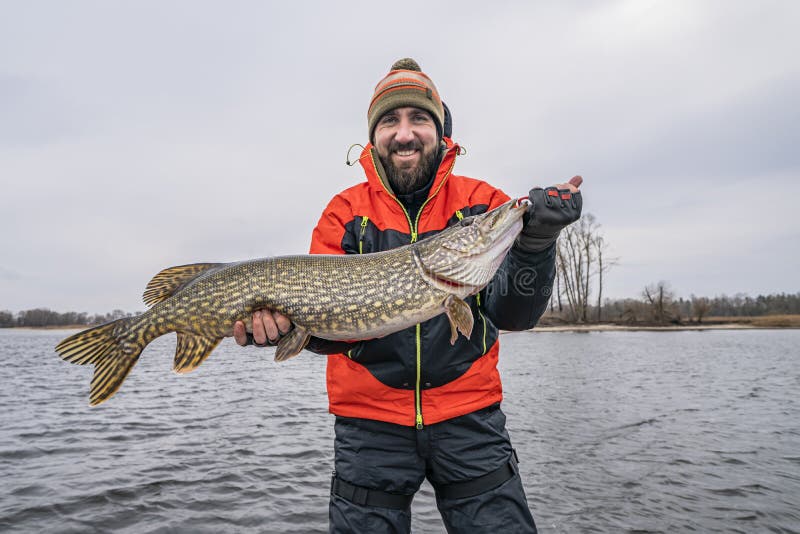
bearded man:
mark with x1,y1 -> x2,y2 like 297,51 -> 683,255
234,58 -> 582,533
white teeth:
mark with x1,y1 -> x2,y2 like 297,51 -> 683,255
395,150 -> 416,156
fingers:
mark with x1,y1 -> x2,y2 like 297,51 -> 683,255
233,321 -> 248,346
253,310 -> 276,345
252,309 -> 293,345
553,176 -> 582,193
542,175 -> 583,194
232,309 -> 294,348
274,312 -> 292,336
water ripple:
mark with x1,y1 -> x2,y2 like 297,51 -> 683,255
0,328 -> 798,532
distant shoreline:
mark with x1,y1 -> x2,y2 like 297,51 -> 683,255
527,323 -> 797,333
530,314 -> 800,332
6,325 -> 92,330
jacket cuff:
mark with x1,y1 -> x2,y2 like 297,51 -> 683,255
305,336 -> 357,355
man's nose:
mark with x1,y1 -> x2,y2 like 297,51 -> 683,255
394,117 -> 415,144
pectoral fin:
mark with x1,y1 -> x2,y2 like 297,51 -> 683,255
174,332 -> 222,373
443,295 -> 474,345
275,326 -> 311,362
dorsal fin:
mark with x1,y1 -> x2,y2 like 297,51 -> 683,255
142,263 -> 223,307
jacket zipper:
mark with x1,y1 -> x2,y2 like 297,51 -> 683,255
368,147 -> 458,429
358,216 -> 369,254
414,324 -> 423,428
476,292 -> 487,354
389,200 -> 425,428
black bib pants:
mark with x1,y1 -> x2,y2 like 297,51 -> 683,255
329,404 -> 538,534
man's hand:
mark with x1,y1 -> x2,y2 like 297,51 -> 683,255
233,309 -> 293,347
516,175 -> 583,253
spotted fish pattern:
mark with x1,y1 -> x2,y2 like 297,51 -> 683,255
55,199 -> 526,406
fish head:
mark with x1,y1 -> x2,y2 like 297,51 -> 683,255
414,198 -> 527,295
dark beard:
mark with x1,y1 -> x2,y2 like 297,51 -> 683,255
380,142 -> 439,194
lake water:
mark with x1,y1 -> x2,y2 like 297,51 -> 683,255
0,328 -> 798,533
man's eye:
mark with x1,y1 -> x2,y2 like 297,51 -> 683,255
381,116 -> 398,124
412,114 -> 430,122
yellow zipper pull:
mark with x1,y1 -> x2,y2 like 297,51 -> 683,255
416,414 -> 424,430
411,231 -> 418,243
455,209 -> 464,220
358,216 -> 369,254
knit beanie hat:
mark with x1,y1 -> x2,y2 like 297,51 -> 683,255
368,58 -> 445,143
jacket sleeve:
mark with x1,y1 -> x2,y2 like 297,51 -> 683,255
482,242 -> 556,331
304,194 -> 362,355
309,194 -> 352,255
305,336 -> 359,355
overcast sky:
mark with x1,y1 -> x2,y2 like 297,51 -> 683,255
1,1 -> 798,314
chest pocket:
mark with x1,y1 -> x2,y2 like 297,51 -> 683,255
347,216 -> 416,254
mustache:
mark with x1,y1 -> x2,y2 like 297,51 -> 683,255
388,140 -> 424,153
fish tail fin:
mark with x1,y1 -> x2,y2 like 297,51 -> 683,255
55,317 -> 147,406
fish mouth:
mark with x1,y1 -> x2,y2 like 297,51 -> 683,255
428,272 -> 469,289
413,199 -> 527,294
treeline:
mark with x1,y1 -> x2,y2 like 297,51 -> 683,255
548,213 -> 798,324
5,291 -> 797,330
597,289 -> 800,325
548,279 -> 800,325
680,293 -> 800,317
0,308 -> 135,328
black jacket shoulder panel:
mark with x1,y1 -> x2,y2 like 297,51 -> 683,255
342,216 -> 414,255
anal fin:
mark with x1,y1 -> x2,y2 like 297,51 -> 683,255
275,327 -> 310,362
443,295 -> 474,345
174,332 -> 222,373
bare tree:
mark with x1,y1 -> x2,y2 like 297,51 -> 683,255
557,223 -> 587,322
593,235 -> 617,322
555,213 -> 615,323
643,281 -> 676,324
690,295 -> 711,323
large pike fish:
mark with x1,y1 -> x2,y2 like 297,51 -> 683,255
56,199 -> 526,405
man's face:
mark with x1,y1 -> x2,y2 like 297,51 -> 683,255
373,107 -> 439,194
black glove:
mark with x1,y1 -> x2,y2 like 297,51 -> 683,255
516,186 -> 582,252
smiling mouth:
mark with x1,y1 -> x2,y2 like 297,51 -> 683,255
394,149 -> 418,157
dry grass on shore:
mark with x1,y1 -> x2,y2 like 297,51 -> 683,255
536,314 -> 800,331
697,315 -> 800,327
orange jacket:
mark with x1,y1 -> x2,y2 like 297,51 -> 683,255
308,139 -> 554,427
